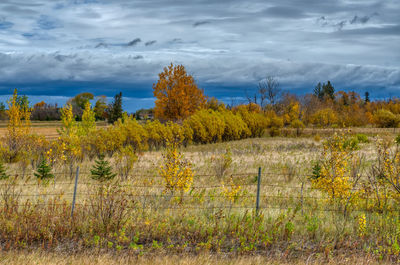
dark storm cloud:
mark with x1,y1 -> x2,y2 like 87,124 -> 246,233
262,6 -> 307,19
350,13 -> 378,24
193,21 -> 210,27
144,40 -> 156,46
127,38 -> 141,46
0,0 -> 398,110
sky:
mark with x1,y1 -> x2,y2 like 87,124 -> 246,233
0,0 -> 399,112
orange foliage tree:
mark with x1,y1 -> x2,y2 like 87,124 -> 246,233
153,63 -> 207,121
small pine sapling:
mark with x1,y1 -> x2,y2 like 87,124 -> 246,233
90,155 -> 116,182
34,158 -> 54,181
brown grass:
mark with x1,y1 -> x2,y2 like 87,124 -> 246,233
0,251 -> 391,265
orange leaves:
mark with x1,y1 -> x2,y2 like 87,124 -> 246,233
153,63 -> 207,122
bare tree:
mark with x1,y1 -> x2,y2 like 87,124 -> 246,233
258,76 -> 280,108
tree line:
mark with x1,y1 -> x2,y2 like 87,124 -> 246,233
1,63 -> 400,130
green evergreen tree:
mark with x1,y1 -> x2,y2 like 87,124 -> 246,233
90,155 -> 116,182
313,82 -> 324,100
365,91 -> 370,103
0,161 -> 9,180
34,158 -> 54,180
322,81 -> 335,100
108,92 -> 123,124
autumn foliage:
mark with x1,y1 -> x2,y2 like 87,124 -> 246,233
153,63 -> 207,122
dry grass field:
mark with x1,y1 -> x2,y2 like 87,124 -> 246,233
1,122 -> 400,264
0,251 -> 392,265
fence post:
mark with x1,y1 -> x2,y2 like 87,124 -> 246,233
256,167 -> 261,214
71,166 -> 80,218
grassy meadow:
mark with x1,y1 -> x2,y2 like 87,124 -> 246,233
1,122 -> 400,264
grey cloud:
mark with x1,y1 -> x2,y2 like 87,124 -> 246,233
0,52 -> 398,93
350,13 -> 378,24
145,40 -> 156,46
333,25 -> 400,36
0,0 -> 398,99
262,6 -> 307,19
95,42 -> 108,48
127,38 -> 141,46
336,20 -> 347,31
1,4 -> 38,15
193,21 -> 210,27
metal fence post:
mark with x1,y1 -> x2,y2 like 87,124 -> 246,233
256,167 -> 261,214
71,166 -> 79,218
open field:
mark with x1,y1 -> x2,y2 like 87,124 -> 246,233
0,121 -> 109,140
1,123 -> 400,263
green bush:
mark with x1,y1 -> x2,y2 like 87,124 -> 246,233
355,133 -> 369,143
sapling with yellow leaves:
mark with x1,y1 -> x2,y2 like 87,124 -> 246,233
311,132 -> 363,214
159,141 -> 194,195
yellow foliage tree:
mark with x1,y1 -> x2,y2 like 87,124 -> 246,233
311,133 -> 362,212
59,103 -> 76,136
183,109 -> 225,144
310,108 -> 338,128
5,89 -> 31,162
159,141 -> 194,194
80,101 -> 96,135
153,63 -> 207,121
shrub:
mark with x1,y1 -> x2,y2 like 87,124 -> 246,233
34,158 -> 54,181
310,108 -> 338,127
396,135 -> 400,145
373,109 -> 400,128
159,142 -> 194,194
87,183 -> 131,235
355,133 -> 369,143
236,108 -> 268,137
290,119 -> 305,137
183,109 -> 225,144
311,133 -> 363,210
91,155 -> 117,182
211,148 -> 233,179
269,116 -> 284,137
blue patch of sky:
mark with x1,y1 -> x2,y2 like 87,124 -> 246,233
37,15 -> 62,30
72,0 -> 100,5
21,32 -> 54,40
0,20 -> 13,30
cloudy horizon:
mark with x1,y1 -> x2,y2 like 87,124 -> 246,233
0,0 -> 399,111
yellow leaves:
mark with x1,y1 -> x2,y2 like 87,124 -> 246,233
312,133 -> 357,202
358,213 -> 367,237
4,89 -> 32,162
234,107 -> 268,138
183,109 -> 225,144
153,63 -> 207,122
159,142 -> 194,193
221,176 -> 241,203
310,108 -> 338,128
80,101 -> 96,135
59,103 -> 76,136
6,89 -> 31,137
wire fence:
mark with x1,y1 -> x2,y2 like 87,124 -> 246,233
0,167 -> 394,215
